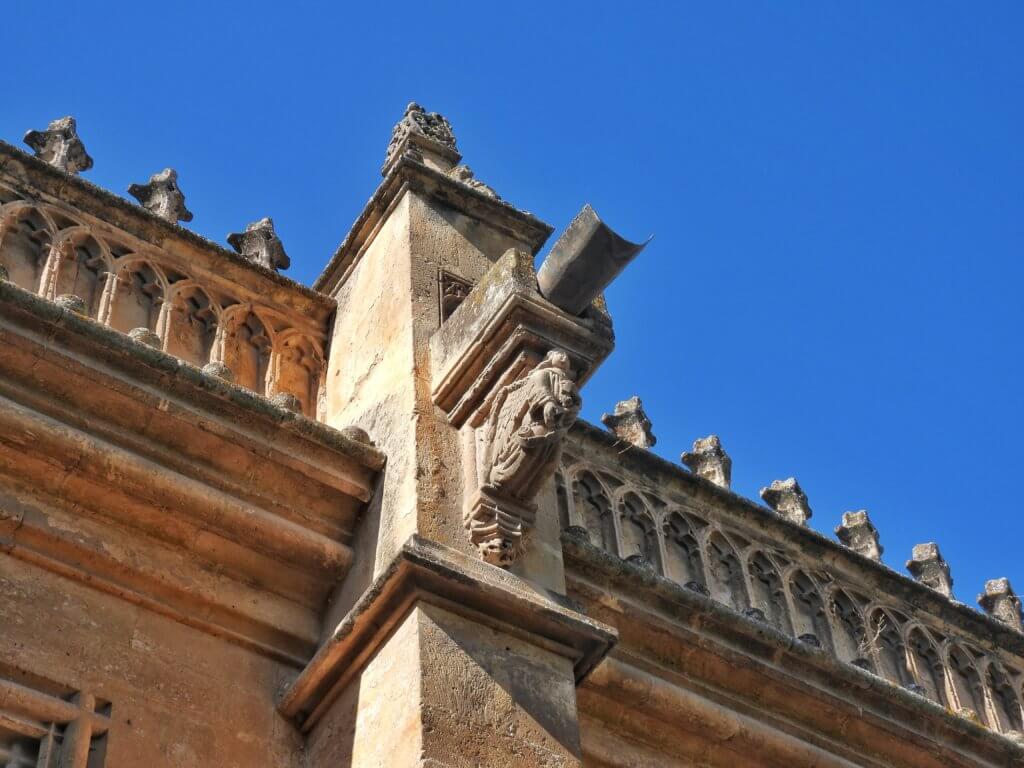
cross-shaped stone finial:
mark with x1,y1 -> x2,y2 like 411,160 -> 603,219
23,116 -> 93,175
978,578 -> 1022,633
759,478 -> 812,525
227,217 -> 290,272
835,510 -> 883,561
906,542 -> 953,597
128,168 -> 193,224
681,435 -> 731,489
601,395 -> 656,449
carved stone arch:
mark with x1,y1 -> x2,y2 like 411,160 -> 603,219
570,468 -> 617,554
787,569 -> 834,651
867,607 -> 912,687
46,228 -> 111,317
218,304 -> 272,394
616,489 -> 661,570
162,281 -> 220,366
0,203 -> 54,293
269,330 -> 324,417
747,550 -> 792,633
0,182 -> 24,205
903,624 -> 947,705
826,588 -> 870,667
104,258 -> 166,334
662,510 -> 707,592
981,659 -> 1022,733
705,530 -> 747,612
38,203 -> 84,232
945,642 -> 988,721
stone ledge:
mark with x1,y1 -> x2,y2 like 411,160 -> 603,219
277,534 -> 617,730
562,529 -> 1024,768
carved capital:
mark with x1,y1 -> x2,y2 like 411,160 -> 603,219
128,168 -> 193,224
24,116 -> 93,175
227,217 -> 290,272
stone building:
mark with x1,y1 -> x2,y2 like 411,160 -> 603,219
0,106 -> 1021,767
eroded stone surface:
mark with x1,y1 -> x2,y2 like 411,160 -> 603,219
23,116 -> 93,174
447,164 -> 499,199
227,217 -> 290,272
127,327 -> 161,348
383,102 -> 460,174
681,435 -> 732,488
759,477 -> 811,525
906,542 -> 953,597
128,168 -> 193,223
978,578 -> 1023,632
600,395 -> 656,449
835,509 -> 883,561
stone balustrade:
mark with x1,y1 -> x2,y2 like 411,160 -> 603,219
0,144 -> 332,419
557,421 -> 1024,740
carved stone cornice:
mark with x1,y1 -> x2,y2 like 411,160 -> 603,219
563,530 -> 1024,768
277,535 -> 617,729
0,280 -> 384,664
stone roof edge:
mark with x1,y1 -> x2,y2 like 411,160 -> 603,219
569,418 -> 1024,656
313,155 -> 555,295
562,529 -> 1024,764
0,141 -> 334,312
0,279 -> 385,471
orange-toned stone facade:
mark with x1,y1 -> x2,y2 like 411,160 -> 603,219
1,107 -> 1021,767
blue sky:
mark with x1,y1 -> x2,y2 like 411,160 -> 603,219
4,2 -> 1021,602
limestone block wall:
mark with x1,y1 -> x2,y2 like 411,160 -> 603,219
558,421 -> 1024,740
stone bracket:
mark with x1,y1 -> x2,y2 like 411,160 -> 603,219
277,534 -> 618,731
430,246 -> 613,428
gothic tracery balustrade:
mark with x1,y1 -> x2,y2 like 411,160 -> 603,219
559,427 -> 1024,739
0,179 -> 329,419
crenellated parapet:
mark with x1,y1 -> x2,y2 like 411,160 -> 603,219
0,134 -> 331,418
557,419 -> 1024,741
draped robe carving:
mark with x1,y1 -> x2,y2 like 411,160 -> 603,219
467,350 -> 581,565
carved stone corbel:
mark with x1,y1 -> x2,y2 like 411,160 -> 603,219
430,248 -> 614,567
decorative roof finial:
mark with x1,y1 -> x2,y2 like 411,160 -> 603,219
906,542 -> 953,597
759,478 -> 812,525
128,168 -> 193,224
601,395 -> 656,449
681,435 -> 731,489
382,102 -> 461,175
227,217 -> 290,272
23,116 -> 93,175
835,510 -> 883,561
977,578 -> 1022,633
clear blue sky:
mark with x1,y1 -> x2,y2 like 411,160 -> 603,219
4,2 -> 1021,603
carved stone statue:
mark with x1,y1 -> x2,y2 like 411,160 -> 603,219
467,350 -> 581,565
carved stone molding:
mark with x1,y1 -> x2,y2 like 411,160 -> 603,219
382,102 -> 461,175
439,269 -> 472,322
835,509 -> 883,561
